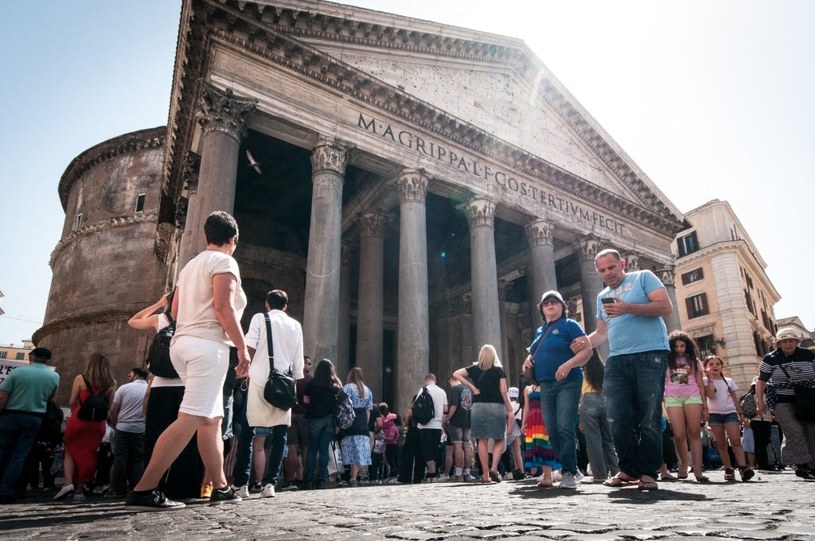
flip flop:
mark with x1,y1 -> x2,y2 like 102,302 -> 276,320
695,475 -> 710,483
637,478 -> 659,491
661,472 -> 677,481
603,475 -> 638,487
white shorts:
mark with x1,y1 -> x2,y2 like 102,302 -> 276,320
170,335 -> 229,418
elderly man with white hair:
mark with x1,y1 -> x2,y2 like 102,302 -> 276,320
756,327 -> 815,480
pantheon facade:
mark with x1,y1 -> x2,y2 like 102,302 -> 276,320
36,0 -> 686,411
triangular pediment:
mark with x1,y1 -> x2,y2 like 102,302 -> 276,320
244,1 -> 682,222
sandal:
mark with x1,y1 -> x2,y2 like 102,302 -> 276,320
480,476 -> 493,484
488,470 -> 502,483
677,465 -> 688,479
537,478 -> 553,488
603,474 -> 638,487
637,477 -> 659,491
695,475 -> 710,483
660,472 -> 677,481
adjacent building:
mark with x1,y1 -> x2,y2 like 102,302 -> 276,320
35,0 -> 688,410
673,199 -> 779,390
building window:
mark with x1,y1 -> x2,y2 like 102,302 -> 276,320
135,193 -> 146,213
685,293 -> 709,319
697,334 -> 716,358
677,231 -> 699,257
15,352 -> 25,360
0,351 -> 6,359
73,212 -> 83,231
681,268 -> 704,285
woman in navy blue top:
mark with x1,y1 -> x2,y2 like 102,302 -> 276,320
523,290 -> 591,489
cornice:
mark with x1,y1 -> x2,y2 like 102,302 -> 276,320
50,213 -> 159,268
164,0 -> 684,239
58,127 -> 166,210
33,309 -> 132,345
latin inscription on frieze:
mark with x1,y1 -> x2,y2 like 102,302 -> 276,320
356,113 -> 625,237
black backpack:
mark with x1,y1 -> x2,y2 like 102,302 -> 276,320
411,386 -> 435,425
77,377 -> 109,422
146,319 -> 178,378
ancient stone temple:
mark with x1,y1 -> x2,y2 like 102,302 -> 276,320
36,0 -> 686,411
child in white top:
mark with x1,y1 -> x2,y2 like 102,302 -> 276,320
702,355 -> 754,482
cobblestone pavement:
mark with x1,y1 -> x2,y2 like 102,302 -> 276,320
2,470 -> 812,540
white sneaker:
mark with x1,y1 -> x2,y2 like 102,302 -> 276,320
559,472 -> 578,489
437,474 -> 450,482
503,472 -> 514,481
233,485 -> 250,499
54,484 -> 75,501
574,471 -> 585,483
72,492 -> 86,503
261,484 -> 275,498
462,474 -> 476,482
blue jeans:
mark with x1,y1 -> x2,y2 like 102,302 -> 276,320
604,350 -> 668,479
261,425 -> 288,486
0,413 -> 42,497
231,423 -> 255,488
305,414 -> 334,482
538,376 -> 582,475
579,391 -> 619,479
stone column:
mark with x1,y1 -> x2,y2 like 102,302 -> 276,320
356,212 -> 386,400
179,82 -> 255,267
656,264 -> 681,334
576,237 -> 605,335
303,138 -> 347,363
462,197 -> 503,354
524,218 -> 557,323
396,169 -> 430,415
337,240 -> 353,379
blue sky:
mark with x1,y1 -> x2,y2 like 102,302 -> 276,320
1,0 -> 813,345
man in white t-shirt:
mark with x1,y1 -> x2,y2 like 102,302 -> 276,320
240,289 -> 304,498
416,374 -> 448,482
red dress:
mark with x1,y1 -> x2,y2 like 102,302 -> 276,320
63,387 -> 107,484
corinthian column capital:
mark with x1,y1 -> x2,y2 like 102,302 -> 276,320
576,236 -> 605,263
625,252 -> 641,271
656,264 -> 676,287
311,137 -> 348,175
196,81 -> 256,142
525,219 -> 554,248
395,169 -> 429,204
359,211 -> 387,238
462,197 -> 496,228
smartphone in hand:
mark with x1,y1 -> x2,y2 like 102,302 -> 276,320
601,297 -> 616,305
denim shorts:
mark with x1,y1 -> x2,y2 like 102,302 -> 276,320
708,412 -> 739,426
447,425 -> 470,444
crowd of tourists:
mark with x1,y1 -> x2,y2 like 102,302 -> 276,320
1,214 -> 813,510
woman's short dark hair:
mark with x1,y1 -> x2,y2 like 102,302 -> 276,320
204,211 -> 239,246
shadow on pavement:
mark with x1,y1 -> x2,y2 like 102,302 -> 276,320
605,487 -> 708,503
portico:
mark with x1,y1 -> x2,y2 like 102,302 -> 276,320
155,0 -> 687,414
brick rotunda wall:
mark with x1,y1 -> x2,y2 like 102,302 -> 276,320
35,127 -> 170,405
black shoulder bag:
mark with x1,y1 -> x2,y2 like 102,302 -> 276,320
262,312 -> 297,410
778,362 -> 815,422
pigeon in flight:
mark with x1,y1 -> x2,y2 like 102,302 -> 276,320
246,149 -> 262,175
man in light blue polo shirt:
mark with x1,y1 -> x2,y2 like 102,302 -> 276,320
573,249 -> 672,491
0,347 -> 60,503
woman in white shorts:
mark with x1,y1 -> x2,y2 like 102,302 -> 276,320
127,211 -> 249,511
